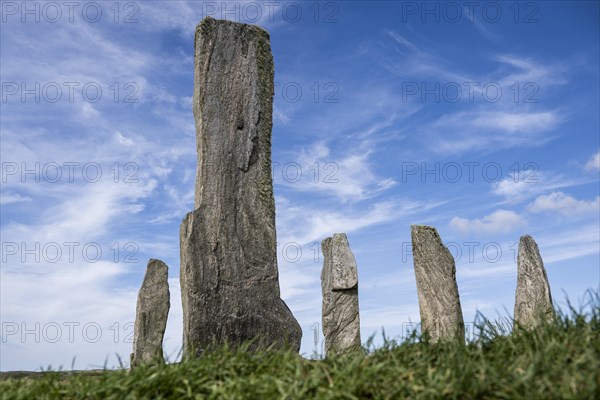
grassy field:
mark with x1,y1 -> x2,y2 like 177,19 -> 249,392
1,292 -> 598,400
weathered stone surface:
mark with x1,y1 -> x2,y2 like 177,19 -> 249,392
514,235 -> 554,329
180,17 -> 301,357
131,259 -> 170,367
411,225 -> 464,342
321,233 -> 361,355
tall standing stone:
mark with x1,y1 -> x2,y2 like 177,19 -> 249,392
180,17 -> 301,357
131,259 -> 170,367
411,225 -> 464,342
514,235 -> 554,329
321,233 -> 361,355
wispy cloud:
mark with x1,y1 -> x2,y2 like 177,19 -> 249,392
0,259 -> 138,370
425,110 -> 561,155
2,177 -> 157,244
277,199 -> 404,247
491,171 -> 592,204
276,142 -> 396,203
471,14 -> 501,42
492,55 -> 568,88
0,191 -> 32,205
584,151 -> 600,172
537,223 -> 600,264
377,44 -> 568,156
139,0 -> 294,35
469,111 -> 559,133
384,31 -> 470,82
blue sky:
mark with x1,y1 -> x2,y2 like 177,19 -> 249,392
1,1 -> 599,371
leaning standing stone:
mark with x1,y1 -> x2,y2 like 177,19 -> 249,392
514,235 -> 554,329
321,233 -> 361,355
411,225 -> 464,342
180,17 -> 301,357
131,259 -> 170,367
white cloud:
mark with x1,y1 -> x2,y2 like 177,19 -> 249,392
273,105 -> 290,125
491,175 -> 549,204
4,179 -> 156,244
584,151 -> 600,171
384,31 -> 470,82
0,260 -> 138,370
277,200 -> 402,247
139,0 -> 291,34
537,223 -> 600,264
449,209 -> 523,235
381,50 -> 567,156
491,171 -> 589,204
470,111 -> 558,133
427,111 -> 560,155
148,184 -> 194,223
0,191 -> 32,205
360,305 -> 419,330
493,55 -> 567,88
114,132 -> 134,147
276,142 -> 396,203
278,262 -> 321,302
527,192 -> 600,216
472,15 -> 501,41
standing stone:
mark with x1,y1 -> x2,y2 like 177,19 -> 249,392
180,17 -> 301,357
131,259 -> 170,367
411,225 -> 464,342
321,233 -> 361,355
514,235 -> 554,329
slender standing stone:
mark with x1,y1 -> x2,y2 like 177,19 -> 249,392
411,225 -> 464,342
321,233 -> 361,355
131,259 -> 170,367
514,235 -> 554,329
180,17 -> 301,357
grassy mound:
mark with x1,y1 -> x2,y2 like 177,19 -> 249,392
1,291 -> 598,399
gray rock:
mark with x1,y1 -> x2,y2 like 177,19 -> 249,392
514,235 -> 554,329
131,259 -> 170,367
411,225 -> 464,342
321,233 -> 361,355
180,17 -> 301,357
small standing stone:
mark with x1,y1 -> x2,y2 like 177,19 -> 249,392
411,225 -> 464,342
514,235 -> 554,328
321,233 -> 361,355
131,259 -> 170,367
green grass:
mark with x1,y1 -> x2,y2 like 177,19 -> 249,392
2,291 -> 599,400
